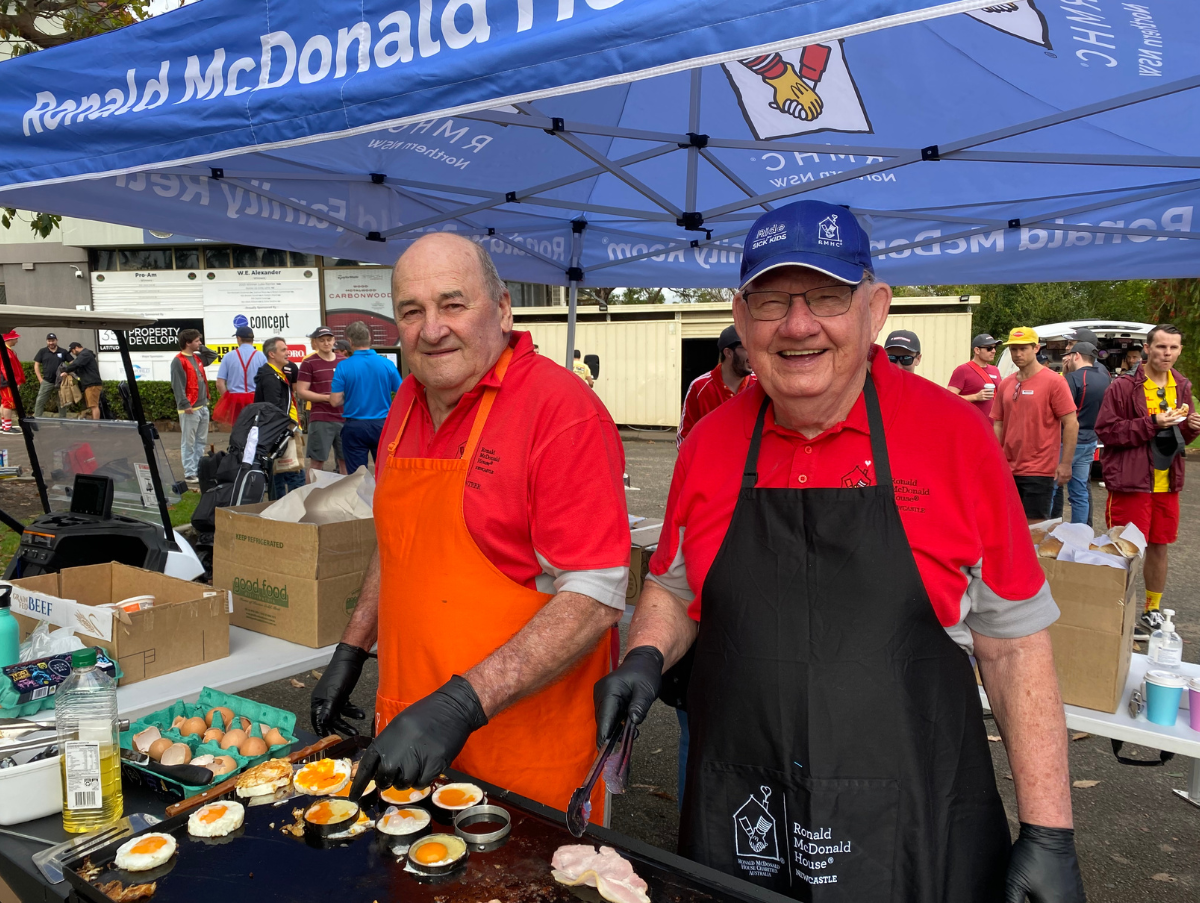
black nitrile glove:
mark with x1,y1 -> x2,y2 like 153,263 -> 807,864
310,643 -> 368,737
593,645 -> 664,746
348,675 -> 487,800
1005,823 -> 1087,903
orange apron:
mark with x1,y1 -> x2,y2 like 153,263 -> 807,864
374,348 -> 609,817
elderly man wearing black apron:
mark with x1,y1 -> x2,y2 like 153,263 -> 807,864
595,200 -> 1085,903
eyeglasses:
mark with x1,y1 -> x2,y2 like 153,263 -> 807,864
1157,387 -> 1168,412
887,354 -> 916,366
742,285 -> 856,320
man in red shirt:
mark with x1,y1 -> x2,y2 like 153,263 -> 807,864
297,326 -> 346,479
677,325 -> 755,444
316,233 -> 629,820
594,200 -> 1082,903
991,327 -> 1079,523
948,333 -> 1002,417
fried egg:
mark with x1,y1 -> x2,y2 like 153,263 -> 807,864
432,782 -> 483,810
187,800 -> 245,838
293,758 -> 352,796
327,809 -> 372,839
113,833 -> 177,871
304,798 -> 359,827
379,785 -> 431,805
408,834 -> 467,869
377,806 -> 431,836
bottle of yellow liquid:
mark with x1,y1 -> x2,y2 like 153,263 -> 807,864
56,648 -> 123,832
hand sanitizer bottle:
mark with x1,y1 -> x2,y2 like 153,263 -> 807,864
1148,609 -> 1183,671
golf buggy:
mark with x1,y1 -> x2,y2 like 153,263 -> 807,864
0,306 -> 204,581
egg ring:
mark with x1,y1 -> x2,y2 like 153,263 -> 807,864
303,798 -> 361,837
378,785 -> 431,806
406,833 -> 468,875
377,806 -> 432,837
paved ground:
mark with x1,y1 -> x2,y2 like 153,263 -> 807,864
3,423 -> 1198,899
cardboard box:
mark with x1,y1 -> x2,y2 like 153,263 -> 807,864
10,563 -> 229,685
213,503 -> 376,647
627,519 -> 663,605
1042,556 -> 1141,713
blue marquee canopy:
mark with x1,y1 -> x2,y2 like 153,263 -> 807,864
2,0 -> 1198,299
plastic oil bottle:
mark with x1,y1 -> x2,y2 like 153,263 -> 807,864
56,648 -> 123,832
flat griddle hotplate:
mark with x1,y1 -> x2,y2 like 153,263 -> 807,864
62,740 -> 793,903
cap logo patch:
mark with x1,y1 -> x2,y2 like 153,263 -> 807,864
817,214 -> 842,247
751,221 -> 788,250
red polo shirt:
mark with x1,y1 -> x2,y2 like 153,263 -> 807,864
377,331 -> 630,608
650,346 -> 1056,640
990,367 -> 1076,477
678,365 -> 757,445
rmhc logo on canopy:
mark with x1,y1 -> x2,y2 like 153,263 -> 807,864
22,0 -> 628,137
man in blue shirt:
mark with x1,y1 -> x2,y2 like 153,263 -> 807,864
213,326 -> 268,426
330,321 -> 402,473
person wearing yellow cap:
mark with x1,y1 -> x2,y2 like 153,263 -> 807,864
991,327 -> 1079,523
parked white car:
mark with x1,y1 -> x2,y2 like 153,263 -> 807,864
996,319 -> 1155,378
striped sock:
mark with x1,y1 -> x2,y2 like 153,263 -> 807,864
1,419 -> 10,431
1145,590 -> 1163,613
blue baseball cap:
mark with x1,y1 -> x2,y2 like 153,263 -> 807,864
739,200 -> 873,289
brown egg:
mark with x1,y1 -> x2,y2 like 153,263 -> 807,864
239,736 -> 268,758
160,742 -> 192,766
205,706 -> 235,729
202,728 -> 225,744
209,755 -> 238,777
147,737 -> 173,761
219,729 -> 247,750
171,715 -> 186,730
181,717 -> 208,737
263,727 -> 287,747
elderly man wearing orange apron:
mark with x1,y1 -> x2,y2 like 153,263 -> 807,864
318,232 -> 630,817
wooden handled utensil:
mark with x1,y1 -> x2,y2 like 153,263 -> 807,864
164,734 -> 344,818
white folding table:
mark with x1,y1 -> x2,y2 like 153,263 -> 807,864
983,653 -> 1200,808
114,627 -> 337,722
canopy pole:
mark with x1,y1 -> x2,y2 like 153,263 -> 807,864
565,281 -> 579,369
0,336 -> 49,514
565,221 -> 586,368
114,330 -> 177,549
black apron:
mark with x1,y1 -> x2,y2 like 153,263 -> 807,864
679,378 -> 1010,903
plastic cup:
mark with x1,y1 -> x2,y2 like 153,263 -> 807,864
1144,670 -> 1186,726
1189,678 -> 1200,733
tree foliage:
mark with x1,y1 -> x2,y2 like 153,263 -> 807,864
1,1 -> 163,236
1146,279 -> 1200,378
0,1 -> 151,55
896,280 -> 1156,340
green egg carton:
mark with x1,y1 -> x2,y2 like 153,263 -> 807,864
119,687 -> 297,801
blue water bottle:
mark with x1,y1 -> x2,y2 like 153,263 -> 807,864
0,586 -> 20,668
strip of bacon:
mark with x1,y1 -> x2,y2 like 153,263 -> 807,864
551,844 -> 651,903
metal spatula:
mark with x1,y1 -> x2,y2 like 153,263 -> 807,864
566,718 -> 637,837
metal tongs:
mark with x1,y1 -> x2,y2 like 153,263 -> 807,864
566,718 -> 638,837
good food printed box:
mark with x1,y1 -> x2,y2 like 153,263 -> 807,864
212,503 -> 376,648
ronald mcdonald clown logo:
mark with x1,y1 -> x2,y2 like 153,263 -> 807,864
965,1 -> 1052,49
724,41 -> 871,140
